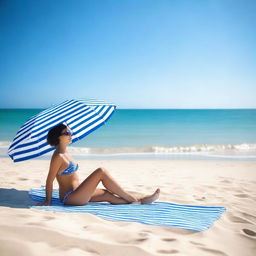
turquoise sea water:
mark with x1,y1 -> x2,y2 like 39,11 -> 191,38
1,109 -> 256,160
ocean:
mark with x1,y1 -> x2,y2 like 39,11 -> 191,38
1,109 -> 256,161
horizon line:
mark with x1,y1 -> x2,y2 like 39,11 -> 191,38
0,107 -> 256,110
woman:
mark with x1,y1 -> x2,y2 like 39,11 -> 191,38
37,123 -> 160,206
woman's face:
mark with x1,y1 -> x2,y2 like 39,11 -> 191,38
59,127 -> 72,145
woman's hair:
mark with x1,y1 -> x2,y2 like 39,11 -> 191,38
47,123 -> 67,146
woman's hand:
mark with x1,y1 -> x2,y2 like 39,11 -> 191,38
36,201 -> 51,206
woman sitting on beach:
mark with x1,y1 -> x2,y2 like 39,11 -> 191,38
37,123 -> 160,206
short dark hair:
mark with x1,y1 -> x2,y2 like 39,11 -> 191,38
47,123 -> 67,146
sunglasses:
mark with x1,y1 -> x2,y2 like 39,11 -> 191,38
61,131 -> 73,136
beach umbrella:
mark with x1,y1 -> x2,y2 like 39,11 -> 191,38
8,99 -> 116,162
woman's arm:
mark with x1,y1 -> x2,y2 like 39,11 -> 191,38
36,155 -> 62,206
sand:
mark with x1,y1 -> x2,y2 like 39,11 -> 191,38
0,158 -> 256,256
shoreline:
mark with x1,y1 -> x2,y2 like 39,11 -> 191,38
2,141 -> 256,162
1,154 -> 256,162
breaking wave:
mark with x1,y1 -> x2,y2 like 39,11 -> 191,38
1,141 -> 256,159
67,143 -> 256,157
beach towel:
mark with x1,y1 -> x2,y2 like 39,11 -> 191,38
29,187 -> 226,232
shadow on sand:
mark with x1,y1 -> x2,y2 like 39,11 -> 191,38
0,188 -> 35,209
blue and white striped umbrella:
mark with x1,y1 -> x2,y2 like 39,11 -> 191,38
8,99 -> 116,162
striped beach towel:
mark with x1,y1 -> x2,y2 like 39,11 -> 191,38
29,187 -> 226,232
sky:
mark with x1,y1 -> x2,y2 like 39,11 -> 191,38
0,0 -> 255,109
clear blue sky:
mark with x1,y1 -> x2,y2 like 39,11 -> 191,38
0,0 -> 255,109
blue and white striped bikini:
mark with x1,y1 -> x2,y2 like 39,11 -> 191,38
58,161 -> 78,204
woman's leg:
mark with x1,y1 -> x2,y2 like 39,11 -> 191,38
89,188 -> 161,205
64,167 -> 138,205
89,188 -> 131,204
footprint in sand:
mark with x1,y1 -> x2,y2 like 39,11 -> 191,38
18,214 -> 33,218
123,234 -> 149,244
141,229 -> 152,233
219,178 -> 232,184
27,222 -> 44,226
234,193 -> 248,198
227,213 -> 252,224
198,247 -> 228,256
242,229 -> 256,238
157,249 -> 179,254
43,216 -> 55,221
138,231 -> 150,238
241,212 -> 256,223
195,196 -> 206,201
18,177 -> 28,181
162,238 -> 177,242
134,238 -> 148,243
190,241 -> 204,246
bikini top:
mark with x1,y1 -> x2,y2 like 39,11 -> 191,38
57,161 -> 78,176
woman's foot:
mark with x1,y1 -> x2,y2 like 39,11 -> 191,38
139,188 -> 160,204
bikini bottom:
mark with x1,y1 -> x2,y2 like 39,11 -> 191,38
61,190 -> 74,204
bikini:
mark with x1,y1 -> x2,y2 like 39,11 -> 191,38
58,161 -> 78,204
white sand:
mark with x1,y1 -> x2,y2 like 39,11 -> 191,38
0,158 -> 256,256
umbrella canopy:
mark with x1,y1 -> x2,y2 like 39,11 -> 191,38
8,99 -> 116,162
